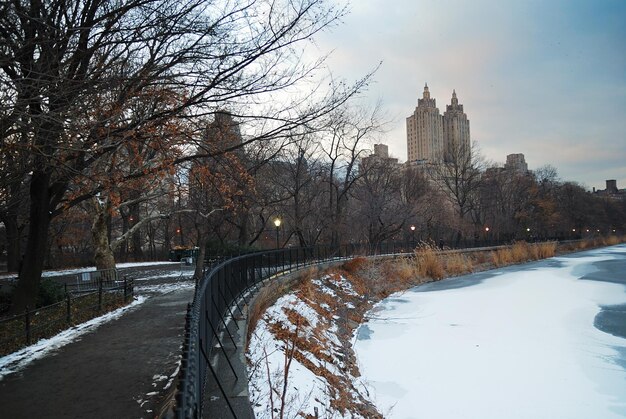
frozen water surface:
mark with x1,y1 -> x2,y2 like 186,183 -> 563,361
354,244 -> 626,418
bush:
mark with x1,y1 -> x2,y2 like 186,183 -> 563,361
36,278 -> 66,307
342,257 -> 369,274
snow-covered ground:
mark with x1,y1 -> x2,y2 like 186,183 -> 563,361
354,245 -> 626,418
247,274 -> 375,418
0,261 -> 180,280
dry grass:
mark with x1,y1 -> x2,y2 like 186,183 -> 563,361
556,235 -> 626,253
393,257 -> 418,283
342,257 -> 369,274
491,241 -> 559,267
536,241 -> 557,258
605,235 -> 621,245
246,268 -> 319,344
414,244 -> 445,280
445,253 -> 474,275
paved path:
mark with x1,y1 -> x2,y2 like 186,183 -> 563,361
0,284 -> 194,419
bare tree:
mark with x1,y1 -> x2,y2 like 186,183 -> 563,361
352,158 -> 427,246
320,102 -> 388,247
1,0 -> 375,311
428,141 -> 485,245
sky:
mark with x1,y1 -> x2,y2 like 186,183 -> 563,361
312,0 -> 626,190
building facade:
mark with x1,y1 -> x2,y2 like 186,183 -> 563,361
361,143 -> 399,170
442,90 -> 470,161
406,84 -> 470,163
504,153 -> 529,174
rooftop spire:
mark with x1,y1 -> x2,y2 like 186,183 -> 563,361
451,89 -> 458,105
423,83 -> 430,99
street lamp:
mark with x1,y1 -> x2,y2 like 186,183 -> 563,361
410,225 -> 416,247
274,218 -> 281,249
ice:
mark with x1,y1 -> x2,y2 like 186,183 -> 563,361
354,245 -> 626,418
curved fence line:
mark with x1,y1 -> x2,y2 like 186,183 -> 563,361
174,243 -> 424,417
173,240 -> 518,417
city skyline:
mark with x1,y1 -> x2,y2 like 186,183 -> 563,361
311,0 -> 626,190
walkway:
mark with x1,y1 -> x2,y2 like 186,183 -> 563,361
0,283 -> 194,419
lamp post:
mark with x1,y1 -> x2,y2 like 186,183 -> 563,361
410,225 -> 416,247
274,218 -> 281,249
485,226 -> 490,245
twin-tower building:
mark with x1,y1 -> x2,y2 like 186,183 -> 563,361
406,83 -> 470,163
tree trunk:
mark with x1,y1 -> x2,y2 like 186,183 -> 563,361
11,172 -> 52,313
3,215 -> 21,272
92,199 -> 116,270
130,203 -> 143,260
237,205 -> 249,247
119,215 -> 129,262
194,224 -> 209,280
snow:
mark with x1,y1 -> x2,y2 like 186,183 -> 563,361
135,281 -> 195,295
134,271 -> 194,282
354,245 -> 626,418
248,320 -> 329,417
0,296 -> 147,380
247,276 -> 369,418
0,261 -> 179,280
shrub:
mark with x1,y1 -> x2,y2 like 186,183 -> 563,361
36,278 -> 66,308
342,257 -> 369,274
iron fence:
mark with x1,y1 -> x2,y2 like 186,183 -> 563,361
173,241 -> 453,418
0,276 -> 134,357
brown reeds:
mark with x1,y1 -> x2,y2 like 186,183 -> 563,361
414,244 -> 445,280
491,241 -> 558,267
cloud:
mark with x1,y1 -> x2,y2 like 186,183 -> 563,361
308,0 -> 626,189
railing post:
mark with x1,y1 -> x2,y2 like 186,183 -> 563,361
98,278 -> 103,312
66,294 -> 72,324
25,306 -> 31,345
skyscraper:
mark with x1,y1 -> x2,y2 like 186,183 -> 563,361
406,84 -> 470,163
442,89 -> 470,162
406,84 -> 443,163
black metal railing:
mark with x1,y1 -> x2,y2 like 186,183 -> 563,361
0,276 -> 134,357
176,237 -> 556,417
173,241 -> 443,418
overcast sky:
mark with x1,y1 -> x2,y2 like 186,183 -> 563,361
313,0 -> 626,190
